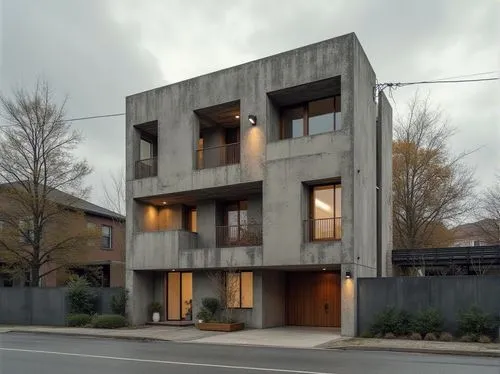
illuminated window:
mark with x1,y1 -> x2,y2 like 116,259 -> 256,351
310,184 -> 342,240
226,271 -> 253,308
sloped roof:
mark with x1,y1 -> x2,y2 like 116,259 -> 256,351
0,182 -> 125,221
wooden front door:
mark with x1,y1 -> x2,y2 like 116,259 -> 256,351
286,272 -> 341,327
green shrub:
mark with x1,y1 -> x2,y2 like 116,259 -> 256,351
67,275 -> 97,314
91,314 -> 127,329
360,331 -> 374,338
384,332 -> 396,339
424,332 -> 437,341
66,314 -> 91,327
458,306 -> 496,339
370,307 -> 412,336
409,332 -> 422,340
439,332 -> 453,342
412,308 -> 444,336
459,334 -> 475,343
196,297 -> 220,322
148,301 -> 162,315
111,289 -> 128,316
478,335 -> 492,344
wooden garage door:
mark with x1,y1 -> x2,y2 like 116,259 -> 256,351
286,272 -> 341,327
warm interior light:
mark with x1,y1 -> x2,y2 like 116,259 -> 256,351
322,268 -> 326,271
162,201 -> 167,205
171,269 -> 176,272
248,114 -> 257,125
235,115 -> 240,119
315,198 -> 332,214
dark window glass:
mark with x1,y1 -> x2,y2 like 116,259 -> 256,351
282,106 -> 304,138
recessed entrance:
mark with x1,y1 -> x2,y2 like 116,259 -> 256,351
285,272 -> 341,327
165,272 -> 192,321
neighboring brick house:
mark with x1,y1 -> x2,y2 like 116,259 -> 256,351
453,219 -> 500,247
0,184 -> 125,287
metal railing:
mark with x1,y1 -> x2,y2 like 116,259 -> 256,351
303,218 -> 342,242
216,224 -> 263,247
135,157 -> 157,179
196,143 -> 240,169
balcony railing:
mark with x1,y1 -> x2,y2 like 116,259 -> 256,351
216,224 -> 262,247
135,157 -> 157,179
196,143 -> 240,169
303,218 -> 342,242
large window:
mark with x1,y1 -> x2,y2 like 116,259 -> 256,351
101,225 -> 112,249
309,184 -> 342,240
281,96 -> 341,139
226,271 -> 253,308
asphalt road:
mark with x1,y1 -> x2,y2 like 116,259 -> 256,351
0,333 -> 499,374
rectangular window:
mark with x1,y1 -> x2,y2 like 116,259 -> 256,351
188,208 -> 197,233
226,271 -> 253,308
309,184 -> 342,240
19,218 -> 34,244
101,225 -> 112,249
281,95 -> 341,139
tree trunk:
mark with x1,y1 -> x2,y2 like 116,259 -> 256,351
30,265 -> 40,287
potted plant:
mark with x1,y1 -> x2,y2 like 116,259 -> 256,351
149,301 -> 162,322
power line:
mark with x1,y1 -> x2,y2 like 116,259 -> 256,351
433,71 -> 500,81
0,112 -> 125,128
377,77 -> 499,92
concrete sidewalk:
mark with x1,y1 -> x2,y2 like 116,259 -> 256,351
325,337 -> 500,357
191,326 -> 343,348
0,325 -> 221,342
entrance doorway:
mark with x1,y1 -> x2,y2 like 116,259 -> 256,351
285,272 -> 341,327
165,272 -> 193,321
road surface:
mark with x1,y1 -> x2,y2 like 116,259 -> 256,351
0,333 -> 499,374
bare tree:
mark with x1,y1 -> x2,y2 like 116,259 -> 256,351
474,176 -> 500,245
393,93 -> 476,249
0,80 -> 95,286
101,167 -> 125,216
206,258 -> 241,323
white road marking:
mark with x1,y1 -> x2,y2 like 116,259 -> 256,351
0,347 -> 336,374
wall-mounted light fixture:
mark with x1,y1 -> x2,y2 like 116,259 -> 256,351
345,271 -> 352,279
248,114 -> 257,126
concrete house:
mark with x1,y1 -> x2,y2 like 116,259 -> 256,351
126,33 -> 392,336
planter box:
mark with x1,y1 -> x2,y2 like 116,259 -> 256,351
197,322 -> 245,332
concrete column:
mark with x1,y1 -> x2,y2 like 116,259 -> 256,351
341,263 -> 376,336
197,200 -> 217,248
126,270 -> 154,325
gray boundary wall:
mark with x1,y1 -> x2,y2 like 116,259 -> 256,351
0,287 -> 123,326
357,276 -> 500,335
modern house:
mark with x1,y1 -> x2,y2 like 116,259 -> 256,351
126,33 -> 392,336
0,184 -> 125,287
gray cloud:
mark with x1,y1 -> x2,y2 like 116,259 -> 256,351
1,0 -> 498,206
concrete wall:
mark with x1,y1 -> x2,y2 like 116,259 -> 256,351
357,276 -> 500,336
261,271 -> 286,327
0,287 -> 123,326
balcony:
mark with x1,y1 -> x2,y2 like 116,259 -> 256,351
131,230 -> 198,270
196,143 -> 240,169
135,157 -> 158,179
303,218 -> 342,242
216,224 -> 263,247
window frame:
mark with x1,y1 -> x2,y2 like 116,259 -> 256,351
101,224 -> 112,250
226,271 -> 253,309
280,95 -> 341,139
309,183 -> 342,241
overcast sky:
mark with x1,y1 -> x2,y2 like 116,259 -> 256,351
1,0 -> 499,208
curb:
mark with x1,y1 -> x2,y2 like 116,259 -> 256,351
327,345 -> 500,358
5,329 -> 167,343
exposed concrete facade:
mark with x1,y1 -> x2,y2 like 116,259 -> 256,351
125,33 -> 392,335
